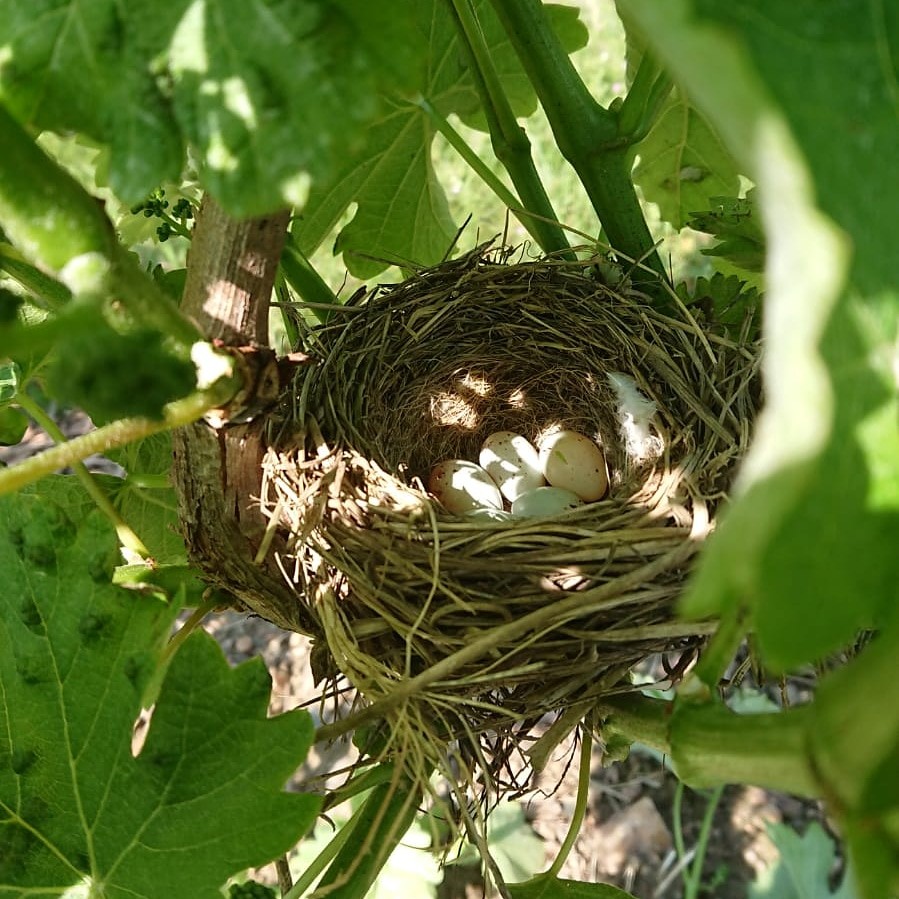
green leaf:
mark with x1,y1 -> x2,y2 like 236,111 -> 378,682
45,318 -> 196,424
487,802 -> 552,884
507,873 -> 635,899
677,271 -> 760,329
106,434 -> 186,565
687,190 -> 765,274
0,406 -> 28,445
0,1 -> 420,213
632,87 -> 742,229
0,484 -> 321,898
103,472 -> 187,567
626,0 -> 899,670
294,1 -> 587,278
748,823 -> 857,899
619,9 -> 741,229
447,801 -> 545,884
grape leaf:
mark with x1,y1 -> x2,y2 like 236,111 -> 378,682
0,1 -> 421,214
108,474 -> 186,566
0,484 -> 320,898
633,88 -> 742,229
748,823 -> 857,899
677,271 -> 760,329
45,318 -> 196,424
623,0 -> 899,669
618,6 -> 742,229
687,191 -> 765,274
293,1 -> 588,278
507,873 -> 635,899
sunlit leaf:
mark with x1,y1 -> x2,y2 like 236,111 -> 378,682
0,1 -> 421,214
0,483 -> 320,897
294,1 -> 588,278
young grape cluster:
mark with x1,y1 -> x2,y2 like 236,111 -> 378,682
129,188 -> 194,242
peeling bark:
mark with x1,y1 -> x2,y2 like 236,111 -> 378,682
171,196 -> 307,632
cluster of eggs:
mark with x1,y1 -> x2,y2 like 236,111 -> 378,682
427,429 -> 608,520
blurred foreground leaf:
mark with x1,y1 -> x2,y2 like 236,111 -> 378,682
624,0 -> 899,670
0,1 -> 420,214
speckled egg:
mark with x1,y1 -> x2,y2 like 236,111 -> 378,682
479,431 -> 546,502
537,429 -> 608,501
428,459 -> 504,515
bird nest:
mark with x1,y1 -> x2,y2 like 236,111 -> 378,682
260,246 -> 760,784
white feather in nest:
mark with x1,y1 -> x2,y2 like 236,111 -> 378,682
606,371 -> 663,462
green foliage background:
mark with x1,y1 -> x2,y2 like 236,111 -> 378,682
0,1 -> 896,897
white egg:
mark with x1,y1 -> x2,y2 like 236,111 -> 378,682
511,486 -> 583,518
538,429 -> 608,501
479,431 -> 546,502
428,459 -> 503,515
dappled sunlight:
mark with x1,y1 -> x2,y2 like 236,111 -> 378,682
430,391 -> 479,430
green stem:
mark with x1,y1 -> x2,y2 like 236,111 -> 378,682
672,780 -> 688,889
159,593 -> 222,667
447,0 -> 574,258
282,816 -> 356,899
158,212 -> 193,241
311,776 -> 421,899
0,379 -> 237,495
595,693 -> 670,755
671,700 -> 817,797
15,392 -> 150,558
0,243 -> 71,311
487,0 -> 666,281
596,694 -> 819,798
546,723 -> 593,878
685,785 -> 725,899
139,592 -> 222,709
693,605 -> 749,689
809,622 -> 899,811
280,242 -> 339,326
615,51 -> 673,145
274,279 -> 301,349
417,98 -> 522,214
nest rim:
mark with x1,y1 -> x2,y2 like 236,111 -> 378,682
260,245 -> 760,782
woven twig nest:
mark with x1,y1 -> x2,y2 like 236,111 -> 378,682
261,246 -> 759,777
